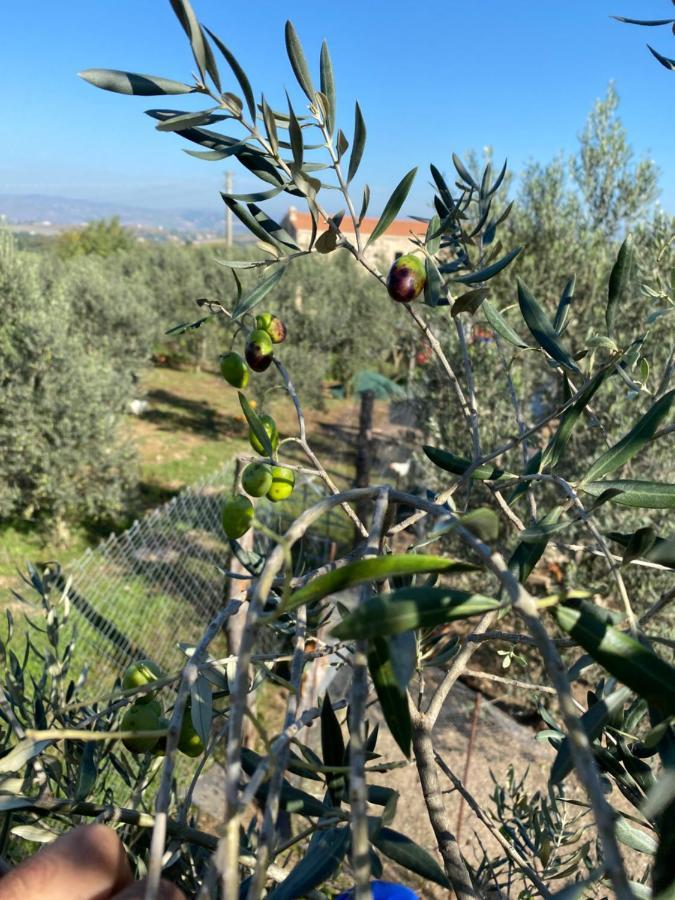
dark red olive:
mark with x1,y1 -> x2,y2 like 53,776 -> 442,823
386,254 -> 426,303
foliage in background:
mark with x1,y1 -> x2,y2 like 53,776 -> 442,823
0,232 -> 138,526
0,3 -> 673,899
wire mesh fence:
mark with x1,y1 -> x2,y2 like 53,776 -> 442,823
36,463 -> 352,694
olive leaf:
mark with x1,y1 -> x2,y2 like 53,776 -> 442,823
518,278 -> 581,374
79,69 -> 195,96
368,637 -> 412,758
366,168 -> 417,247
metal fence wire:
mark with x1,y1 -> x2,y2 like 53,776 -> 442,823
44,464 -> 349,692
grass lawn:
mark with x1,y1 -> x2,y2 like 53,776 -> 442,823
0,365 -> 361,587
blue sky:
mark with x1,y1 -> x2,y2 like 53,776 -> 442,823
1,0 -> 673,220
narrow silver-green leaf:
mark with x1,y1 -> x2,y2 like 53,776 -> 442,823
232,265 -> 286,320
204,27 -> 256,120
261,96 -> 279,156
169,0 -> 209,82
0,739 -> 51,774
79,69 -> 195,96
518,278 -> 581,374
483,300 -> 529,349
286,95 -> 303,169
425,214 -> 441,256
581,480 -> 675,509
280,554 -> 479,614
347,101 -> 366,183
541,370 -> 607,471
615,817 -> 657,855
607,235 -> 634,335
156,108 -> 224,131
451,288 -> 489,317
284,21 -> 315,101
332,588 -> 501,641
190,675 -> 213,746
319,41 -> 336,134
366,168 -> 417,248
509,506 -> 564,584
582,389 -> 674,483
554,603 -> 675,715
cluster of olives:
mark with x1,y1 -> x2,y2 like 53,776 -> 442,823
120,659 -> 204,758
220,312 -> 287,385
386,254 -> 426,303
219,311 -> 295,542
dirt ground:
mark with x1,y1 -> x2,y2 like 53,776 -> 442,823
193,676 -> 557,898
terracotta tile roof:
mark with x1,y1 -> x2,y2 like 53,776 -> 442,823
286,208 -> 427,238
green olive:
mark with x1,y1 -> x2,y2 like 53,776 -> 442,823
266,466 -> 295,502
220,351 -> 250,388
121,702 -> 162,754
222,494 -> 254,540
122,659 -> 162,701
242,463 -> 273,498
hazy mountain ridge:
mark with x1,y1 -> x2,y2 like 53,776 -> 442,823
0,194 -> 227,234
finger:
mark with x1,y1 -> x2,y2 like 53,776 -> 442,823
0,824 -> 132,900
113,878 -> 186,899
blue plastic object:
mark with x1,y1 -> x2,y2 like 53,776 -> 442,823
337,881 -> 419,900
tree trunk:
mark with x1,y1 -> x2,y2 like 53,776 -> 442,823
353,389 -> 374,533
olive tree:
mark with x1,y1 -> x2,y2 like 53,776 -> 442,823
0,232 -> 138,527
1,5 -> 674,900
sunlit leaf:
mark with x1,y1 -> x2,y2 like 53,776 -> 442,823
482,299 -> 529,349
554,603 -> 675,716
204,27 -> 256,120
319,41 -> 336,134
79,69 -> 195,96
541,370 -> 607,471
366,168 -> 417,247
190,675 -> 213,746
581,480 -> 675,509
332,588 -> 501,640
582,390 -> 674,483
284,21 -> 315,100
279,554 -> 478,614
231,265 -> 286,319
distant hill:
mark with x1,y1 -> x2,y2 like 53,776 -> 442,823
0,194 -> 229,236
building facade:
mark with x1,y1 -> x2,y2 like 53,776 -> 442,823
281,206 -> 428,267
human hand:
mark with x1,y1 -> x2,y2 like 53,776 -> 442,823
0,824 -> 185,900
